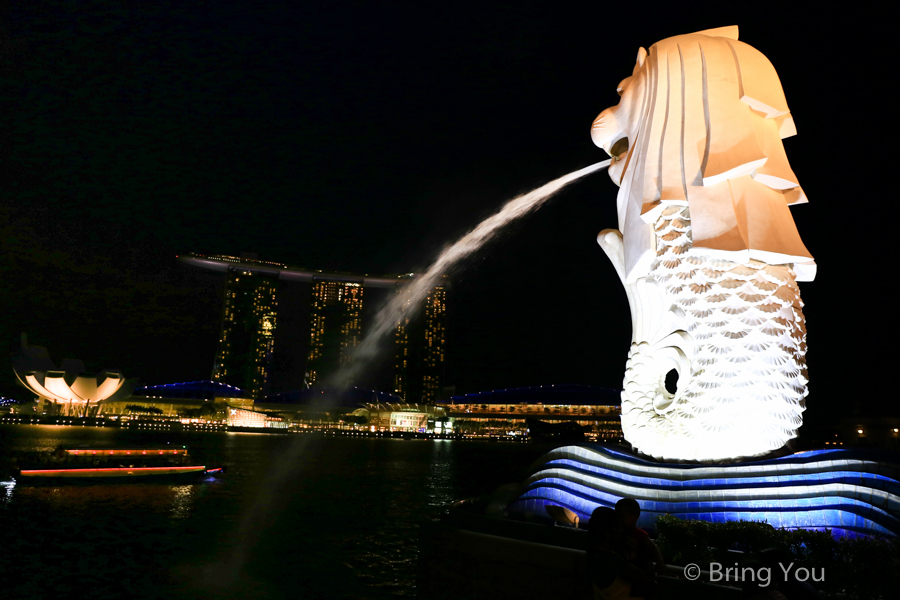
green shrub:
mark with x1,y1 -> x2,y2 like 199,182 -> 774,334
654,514 -> 899,599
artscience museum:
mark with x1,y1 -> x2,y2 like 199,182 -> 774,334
12,337 -> 136,417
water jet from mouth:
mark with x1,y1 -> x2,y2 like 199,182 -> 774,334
206,159 -> 611,588
327,158 -> 612,388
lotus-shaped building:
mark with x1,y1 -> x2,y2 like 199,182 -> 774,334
12,336 -> 137,417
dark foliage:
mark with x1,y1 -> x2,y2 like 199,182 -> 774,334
655,514 -> 899,599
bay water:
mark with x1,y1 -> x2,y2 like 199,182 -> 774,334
0,425 -> 546,599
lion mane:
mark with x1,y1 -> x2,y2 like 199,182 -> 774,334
591,26 -> 814,283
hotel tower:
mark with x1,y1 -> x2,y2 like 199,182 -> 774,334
182,253 -> 446,401
211,267 -> 279,398
306,280 -> 364,387
393,282 -> 447,403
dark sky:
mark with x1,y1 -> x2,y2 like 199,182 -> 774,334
2,2 -> 895,426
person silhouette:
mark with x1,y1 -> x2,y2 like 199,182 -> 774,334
615,498 -> 666,576
587,506 -> 658,600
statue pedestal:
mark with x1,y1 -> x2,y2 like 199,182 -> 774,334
507,444 -> 900,538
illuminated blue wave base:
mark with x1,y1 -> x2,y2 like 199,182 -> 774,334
507,446 -> 900,537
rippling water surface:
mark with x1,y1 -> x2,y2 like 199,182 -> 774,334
0,425 -> 545,599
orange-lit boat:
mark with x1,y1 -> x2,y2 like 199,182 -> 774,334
14,446 -> 224,485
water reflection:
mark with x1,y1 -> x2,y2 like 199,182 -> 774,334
8,482 -> 203,519
0,423 -> 119,454
170,485 -> 197,519
1,426 -> 543,599
427,440 -> 456,509
1,479 -> 15,503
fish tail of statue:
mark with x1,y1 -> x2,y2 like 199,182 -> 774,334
600,206 -> 809,461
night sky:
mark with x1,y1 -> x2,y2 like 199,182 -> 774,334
3,2 -> 895,429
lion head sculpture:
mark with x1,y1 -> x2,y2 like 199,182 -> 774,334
591,25 -> 815,284
593,27 -> 815,461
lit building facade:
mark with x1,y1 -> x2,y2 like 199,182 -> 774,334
393,282 -> 447,403
12,337 -> 137,417
444,384 -> 622,439
181,253 -> 448,402
354,402 -> 452,433
226,406 -> 288,429
307,280 -> 364,387
212,268 -> 279,398
100,380 -> 253,419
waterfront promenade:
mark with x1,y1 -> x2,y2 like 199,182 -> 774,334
0,416 -> 530,442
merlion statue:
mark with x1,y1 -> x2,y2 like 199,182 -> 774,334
592,26 -> 814,461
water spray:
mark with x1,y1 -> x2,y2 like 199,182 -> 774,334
328,158 -> 612,388
207,159 -> 610,587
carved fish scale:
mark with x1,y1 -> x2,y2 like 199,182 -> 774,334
619,205 -> 809,460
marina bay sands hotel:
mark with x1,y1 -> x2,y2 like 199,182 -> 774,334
180,253 -> 446,402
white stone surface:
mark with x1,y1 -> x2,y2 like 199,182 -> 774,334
592,27 -> 813,461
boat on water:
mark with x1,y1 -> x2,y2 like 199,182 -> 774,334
11,446 -> 225,485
